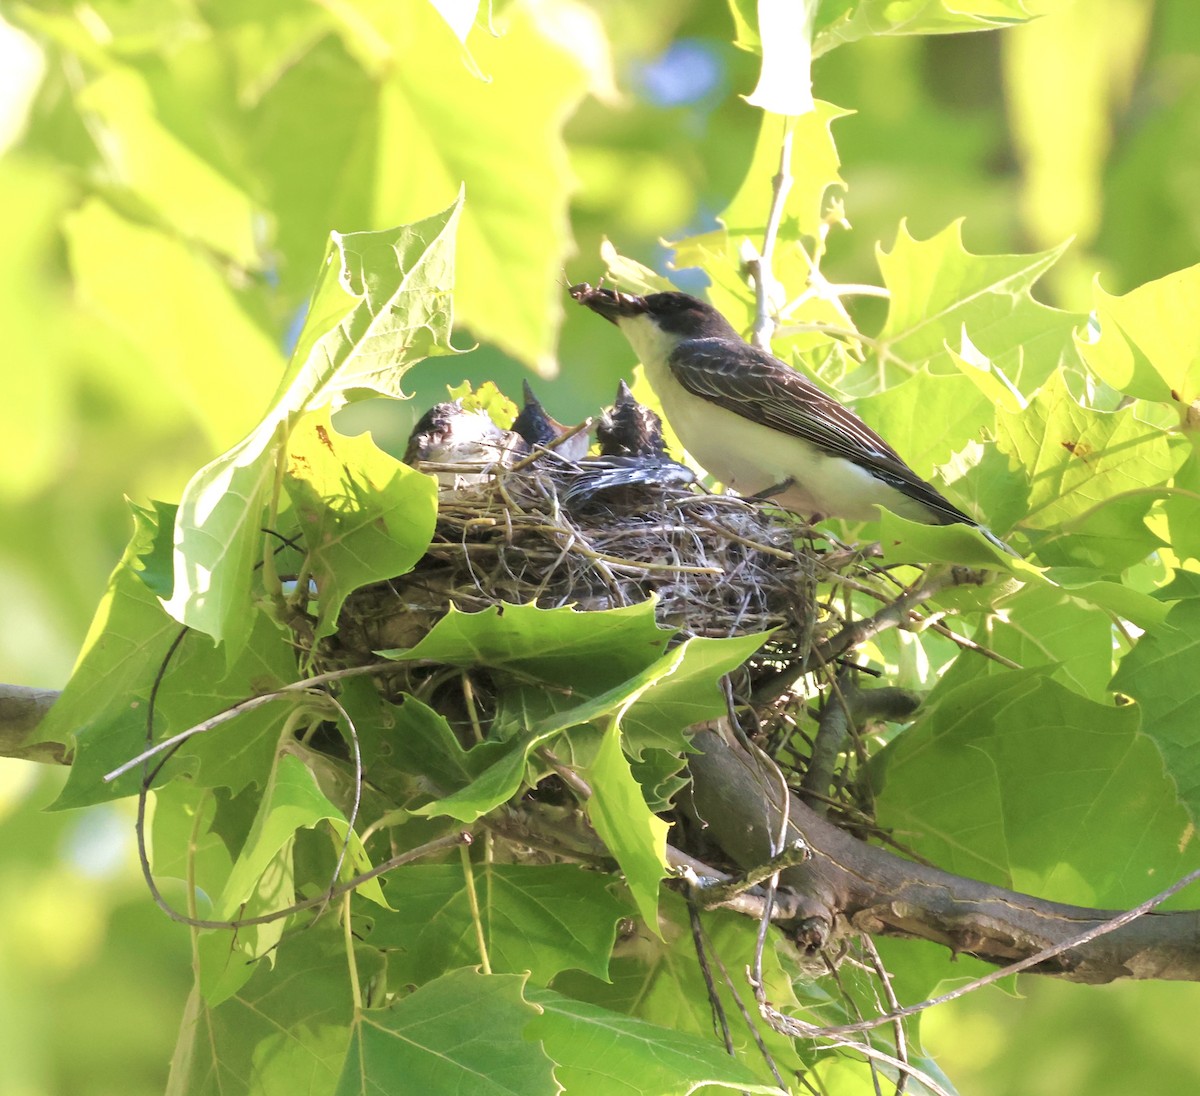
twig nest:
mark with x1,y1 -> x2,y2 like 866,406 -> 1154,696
329,457 -> 832,679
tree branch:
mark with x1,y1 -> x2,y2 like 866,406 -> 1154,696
686,724 -> 1200,984
0,684 -> 66,764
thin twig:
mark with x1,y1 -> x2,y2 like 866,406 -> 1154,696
859,935 -> 910,1096
105,662 -> 400,782
750,118 -> 796,351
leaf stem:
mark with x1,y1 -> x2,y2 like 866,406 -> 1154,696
343,891 -> 363,1011
460,843 -> 491,974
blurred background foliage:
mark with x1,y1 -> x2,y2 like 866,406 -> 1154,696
1,1 -> 1199,1093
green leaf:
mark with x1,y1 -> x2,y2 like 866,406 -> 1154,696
284,409 -> 438,639
876,221 -> 1079,388
552,894 -> 806,1085
1030,491 -> 1168,575
875,511 -> 1034,571
526,985 -> 786,1095
855,369 -> 996,491
168,923 -> 360,1096
275,194 -> 465,409
335,969 -> 555,1096
984,584 -> 1117,701
55,607 -> 300,809
64,198 -> 285,450
620,632 -> 769,755
812,0 -> 1034,57
381,601 -> 674,692
217,751 -> 387,919
874,671 -> 1199,907
360,863 -> 627,985
414,629 -> 765,825
40,504 -> 189,800
384,693 -> 510,797
1111,600 -> 1200,823
327,0 -> 597,372
584,720 -> 670,930
129,500 -> 180,599
73,68 -> 261,266
412,642 -> 691,824
994,370 -> 1185,532
721,103 -> 849,244
163,195 -> 464,648
1078,264 -> 1200,408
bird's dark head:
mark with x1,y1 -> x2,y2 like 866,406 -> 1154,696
569,284 -> 738,341
597,379 -> 665,458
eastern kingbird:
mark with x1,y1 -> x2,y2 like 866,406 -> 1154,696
512,380 -> 590,461
561,380 -> 694,504
596,380 -> 665,458
404,400 -> 521,487
570,283 -> 1013,553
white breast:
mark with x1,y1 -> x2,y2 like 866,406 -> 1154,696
617,313 -> 915,522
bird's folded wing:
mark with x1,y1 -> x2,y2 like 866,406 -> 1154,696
668,339 -> 976,526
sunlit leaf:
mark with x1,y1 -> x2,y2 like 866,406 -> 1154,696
812,0 -> 1034,56
583,720 -> 670,930
283,409 -> 438,639
1112,600 -> 1200,824
1078,264 -> 1200,410
163,196 -> 463,648
876,221 -> 1079,388
994,370 -> 1185,531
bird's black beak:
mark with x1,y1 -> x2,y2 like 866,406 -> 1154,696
568,283 -> 648,325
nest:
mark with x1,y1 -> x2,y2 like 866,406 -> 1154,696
325,454 -> 871,704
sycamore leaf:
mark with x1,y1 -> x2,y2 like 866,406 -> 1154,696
168,925 -> 362,1096
380,601 -> 674,693
73,69 -> 261,266
40,504 -> 191,802
811,0 -> 1034,57
721,103 -> 848,244
410,624 -> 765,826
875,511 -> 1034,572
1077,264 -> 1200,409
1112,600 -> 1200,823
552,895 -> 806,1083
328,0 -> 595,373
583,720 -> 670,930
163,196 -> 463,650
56,608 -> 300,810
284,410 -> 438,639
336,969 -> 555,1096
994,370 -> 1185,531
217,752 -> 387,919
360,863 -> 627,985
876,221 -> 1079,388
983,584 -> 1119,701
874,670 -> 1200,907
526,985 -> 786,1095
411,642 -> 695,824
46,504 -> 300,808
619,632 -> 769,755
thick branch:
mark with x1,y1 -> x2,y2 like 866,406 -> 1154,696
686,725 -> 1200,984
0,685 -> 66,764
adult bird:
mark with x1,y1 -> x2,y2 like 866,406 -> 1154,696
569,283 -> 1013,554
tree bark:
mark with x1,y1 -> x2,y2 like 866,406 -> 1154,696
686,724 -> 1200,984
0,685 -> 66,765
